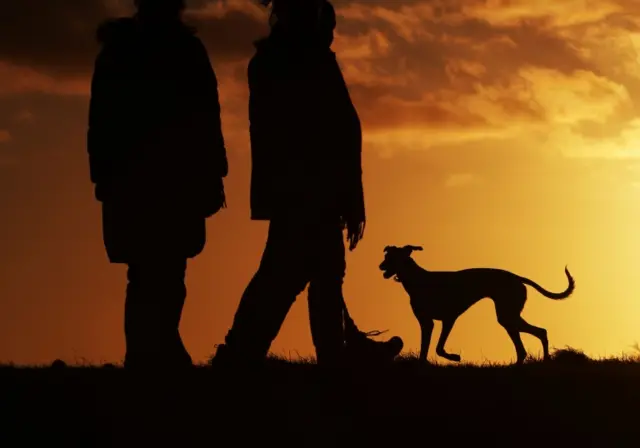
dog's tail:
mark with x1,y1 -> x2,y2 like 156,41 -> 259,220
519,266 -> 575,300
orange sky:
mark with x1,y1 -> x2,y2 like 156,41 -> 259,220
1,0 -> 640,365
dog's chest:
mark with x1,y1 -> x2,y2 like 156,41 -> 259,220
409,295 -> 447,319
407,290 -> 443,319
406,281 -> 454,320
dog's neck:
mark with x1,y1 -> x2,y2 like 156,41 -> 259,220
394,257 -> 427,284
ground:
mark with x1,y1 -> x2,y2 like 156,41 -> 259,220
1,348 -> 639,447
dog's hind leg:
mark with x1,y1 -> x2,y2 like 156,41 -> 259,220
435,319 -> 460,362
496,311 -> 527,364
494,286 -> 528,364
419,320 -> 434,363
500,324 -> 527,365
515,317 -> 549,361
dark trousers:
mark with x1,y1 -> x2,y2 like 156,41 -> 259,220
124,258 -> 192,367
224,216 -> 346,365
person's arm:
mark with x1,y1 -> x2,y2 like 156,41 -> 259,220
87,48 -> 120,201
193,39 -> 228,178
327,53 -> 366,250
248,55 -> 273,180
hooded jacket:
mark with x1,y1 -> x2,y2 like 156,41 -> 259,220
87,17 -> 227,217
247,27 -> 365,224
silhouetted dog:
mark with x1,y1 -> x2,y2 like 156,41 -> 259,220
379,245 -> 575,365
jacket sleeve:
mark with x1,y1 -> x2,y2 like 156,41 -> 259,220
327,53 -> 365,222
193,39 -> 228,178
87,49 -> 117,188
247,54 -> 277,219
248,56 -> 274,173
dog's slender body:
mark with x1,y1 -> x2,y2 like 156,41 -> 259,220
380,245 -> 575,365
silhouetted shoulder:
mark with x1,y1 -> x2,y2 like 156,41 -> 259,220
187,34 -> 212,61
247,38 -> 275,84
249,38 -> 272,64
95,16 -> 197,47
96,18 -> 138,45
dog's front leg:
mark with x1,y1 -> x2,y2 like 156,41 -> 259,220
419,320 -> 434,363
436,319 -> 461,362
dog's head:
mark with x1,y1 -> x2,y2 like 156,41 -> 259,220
379,245 -> 423,281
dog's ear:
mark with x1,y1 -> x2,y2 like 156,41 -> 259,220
404,245 -> 423,252
384,245 -> 392,253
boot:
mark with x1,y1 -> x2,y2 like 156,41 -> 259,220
343,305 -> 403,365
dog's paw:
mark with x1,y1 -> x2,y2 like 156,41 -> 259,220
436,351 -> 461,362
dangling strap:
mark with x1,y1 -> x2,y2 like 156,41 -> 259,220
342,299 -> 388,338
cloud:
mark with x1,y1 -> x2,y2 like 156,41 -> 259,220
13,110 -> 34,124
0,130 -> 11,143
0,0 -> 265,96
1,0 -> 640,164
0,129 -> 13,167
328,0 -> 640,162
463,0 -> 624,28
0,1 -> 265,71
328,1 -> 599,136
362,66 -> 639,161
0,0 -> 116,77
0,62 -> 89,97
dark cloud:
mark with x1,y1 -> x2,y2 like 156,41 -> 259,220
190,10 -> 267,63
0,0 -> 264,77
0,0 -> 635,149
0,0 -> 592,78
325,0 -> 599,130
0,0 -> 110,76
349,84 -> 484,129
336,8 -> 595,88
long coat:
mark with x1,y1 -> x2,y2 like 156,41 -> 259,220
247,30 -> 365,225
88,17 -> 227,263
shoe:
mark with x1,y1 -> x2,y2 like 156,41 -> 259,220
342,302 -> 403,365
344,327 -> 404,364
209,343 -> 230,368
209,343 -> 265,370
124,347 -> 193,373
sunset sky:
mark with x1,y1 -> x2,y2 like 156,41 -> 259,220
2,0 -> 640,366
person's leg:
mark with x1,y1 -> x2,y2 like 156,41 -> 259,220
156,258 -> 192,366
215,219 -> 309,365
124,263 -> 146,367
307,219 -> 347,366
124,258 -> 192,370
305,218 -> 404,365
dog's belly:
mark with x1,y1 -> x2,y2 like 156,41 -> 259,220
411,294 -> 479,321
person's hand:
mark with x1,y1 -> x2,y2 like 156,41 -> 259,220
346,216 -> 365,251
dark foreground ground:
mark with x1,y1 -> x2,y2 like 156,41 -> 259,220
1,349 -> 639,447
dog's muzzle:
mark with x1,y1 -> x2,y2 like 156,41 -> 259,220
380,266 -> 395,279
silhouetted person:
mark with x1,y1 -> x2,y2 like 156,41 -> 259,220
87,0 -> 228,370
213,0 -> 402,367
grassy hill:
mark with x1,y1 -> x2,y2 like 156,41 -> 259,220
1,349 -> 639,447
